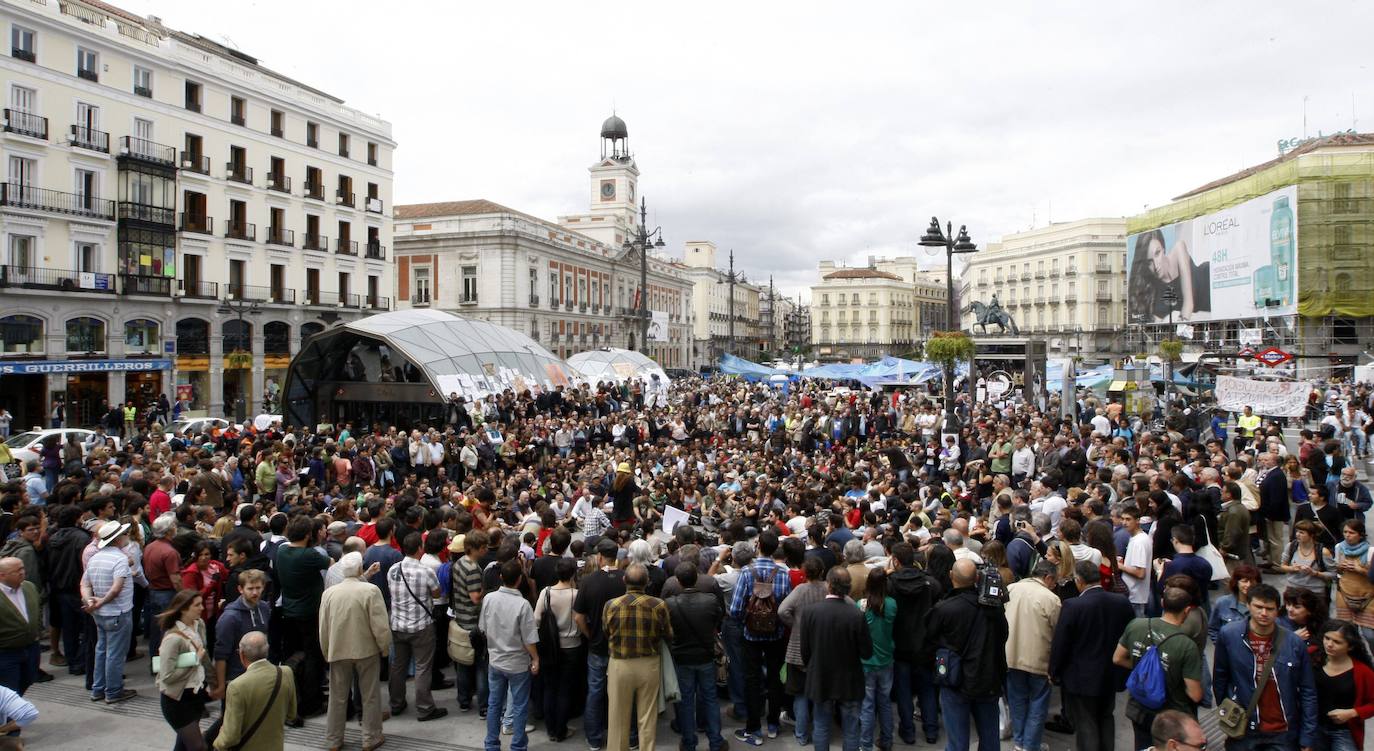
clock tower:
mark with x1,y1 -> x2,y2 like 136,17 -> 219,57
588,114 -> 638,223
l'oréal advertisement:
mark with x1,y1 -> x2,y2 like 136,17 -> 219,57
1126,185 -> 1297,323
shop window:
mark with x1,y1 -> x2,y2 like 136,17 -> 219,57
222,320 -> 251,353
176,318 -> 209,355
0,314 -> 43,353
263,321 -> 290,355
66,317 -> 105,353
124,319 -> 159,353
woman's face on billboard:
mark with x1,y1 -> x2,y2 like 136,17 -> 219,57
1146,235 -> 1176,282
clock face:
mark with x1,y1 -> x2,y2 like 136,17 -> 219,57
600,180 -> 616,200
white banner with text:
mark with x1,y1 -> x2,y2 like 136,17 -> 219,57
1214,375 -> 1308,417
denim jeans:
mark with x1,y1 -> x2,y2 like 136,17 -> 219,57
54,591 -> 88,673
720,616 -> 748,717
812,698 -> 861,751
1223,733 -> 1300,751
939,687 -> 999,751
146,589 -> 176,660
91,609 -> 133,699
1320,726 -> 1358,751
584,650 -> 610,748
891,660 -> 937,742
676,661 -> 725,751
456,653 -> 489,710
485,665 -> 532,751
861,666 -> 894,750
0,644 -> 39,695
1004,670 -> 1050,751
793,692 -> 813,744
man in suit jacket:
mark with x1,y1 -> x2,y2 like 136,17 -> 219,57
215,631 -> 296,751
1257,451 -> 1290,569
193,459 -> 229,511
318,552 -> 390,751
799,567 -> 871,751
1047,560 -> 1135,751
0,557 -> 42,695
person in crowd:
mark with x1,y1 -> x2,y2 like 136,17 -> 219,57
81,520 -> 137,704
603,562 -> 672,751
1314,619 -> 1374,751
155,589 -> 213,751
387,531 -> 446,722
727,530 -> 792,746
214,631 -> 297,751
0,558 -> 41,696
533,556 -> 583,743
1004,559 -> 1061,751
1049,559 -> 1135,751
1113,585 -> 1205,750
452,529 -> 491,714
799,566 -> 870,751
275,515 -> 329,718
480,559 -> 539,751
857,568 -> 895,751
1210,564 -> 1263,644
924,559 -> 1008,751
1145,709 -> 1208,751
1334,519 -> 1374,648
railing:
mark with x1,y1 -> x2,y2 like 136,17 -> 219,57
463,295 -> 480,306
121,274 -> 170,296
303,182 -> 325,200
69,124 -> 108,152
185,99 -> 201,113
133,85 -> 152,98
1065,268 -> 1078,277
365,197 -> 383,213
1,183 -> 114,219
119,136 -> 174,165
179,279 -> 218,298
339,292 -> 361,308
307,136 -> 318,149
1020,272 -> 1032,281
269,288 -> 295,304
266,173 -> 291,193
271,126 -> 283,138
60,1 -> 106,26
1,264 -> 115,292
118,202 -> 174,224
77,68 -> 98,82
225,221 -> 255,241
225,162 -> 252,184
1094,289 -> 1113,301
332,239 -> 355,256
1094,263 -> 1112,274
1064,292 -> 1078,303
3,109 -> 47,139
364,242 -> 386,260
302,290 -> 322,306
302,234 -> 328,251
178,213 -> 212,234
528,295 -> 539,307
231,114 -> 245,127
335,191 -> 355,208
224,284 -> 267,302
366,295 -> 391,311
266,227 -> 294,246
179,151 -> 210,174
11,49 -> 35,63
411,292 -> 431,306
1034,270 -> 1046,279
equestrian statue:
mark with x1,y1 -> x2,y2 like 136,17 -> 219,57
966,294 -> 1020,335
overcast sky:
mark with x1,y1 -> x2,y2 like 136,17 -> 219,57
128,0 -> 1373,300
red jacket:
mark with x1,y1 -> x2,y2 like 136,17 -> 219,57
1335,659 -> 1374,749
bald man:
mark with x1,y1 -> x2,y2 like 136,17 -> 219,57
924,559 -> 1008,751
215,631 -> 296,751
0,557 -> 41,695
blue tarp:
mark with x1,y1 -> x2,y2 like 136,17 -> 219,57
717,354 -> 794,381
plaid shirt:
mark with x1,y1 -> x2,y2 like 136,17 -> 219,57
728,557 -> 792,642
581,504 -> 611,539
387,557 -> 437,633
602,586 -> 673,659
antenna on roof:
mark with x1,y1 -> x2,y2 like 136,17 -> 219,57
1303,95 -> 1309,138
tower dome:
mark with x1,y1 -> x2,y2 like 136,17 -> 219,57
600,114 -> 628,140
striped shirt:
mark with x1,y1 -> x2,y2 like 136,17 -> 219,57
450,555 -> 483,632
387,557 -> 437,633
85,547 -> 134,616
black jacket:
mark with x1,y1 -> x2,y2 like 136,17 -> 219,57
923,587 -> 1008,699
800,596 -> 872,702
46,526 -> 91,592
666,589 -> 722,666
889,566 -> 937,663
1047,585 -> 1134,697
1258,468 -> 1290,522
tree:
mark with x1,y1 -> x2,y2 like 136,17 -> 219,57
924,331 -> 975,430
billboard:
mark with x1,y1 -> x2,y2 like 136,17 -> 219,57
649,311 -> 669,342
1127,185 -> 1297,324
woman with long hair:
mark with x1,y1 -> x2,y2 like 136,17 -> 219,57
1210,564 -> 1262,643
1044,539 -> 1078,601
1083,518 -> 1123,593
180,542 -> 229,653
1334,519 -> 1374,647
1281,586 -> 1329,658
156,589 -> 213,751
1316,620 -> 1374,751
859,568 -> 896,751
1127,227 -> 1210,322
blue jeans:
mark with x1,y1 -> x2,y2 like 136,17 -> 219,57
1004,670 -> 1050,751
146,589 -> 176,660
891,660 -> 936,741
793,692 -> 813,744
485,665 -> 531,751
1224,733 -> 1300,751
0,644 -> 39,695
457,653 -> 488,709
91,609 -> 133,699
939,687 -> 999,751
861,666 -> 894,750
676,661 -> 725,751
813,698 -> 861,751
584,650 -> 610,748
1320,726 -> 1358,751
720,616 -> 747,717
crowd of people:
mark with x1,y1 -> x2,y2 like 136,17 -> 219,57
2,374 -> 1374,751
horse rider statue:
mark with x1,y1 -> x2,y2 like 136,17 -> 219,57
966,294 -> 1020,335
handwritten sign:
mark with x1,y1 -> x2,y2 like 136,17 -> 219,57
1214,375 -> 1308,417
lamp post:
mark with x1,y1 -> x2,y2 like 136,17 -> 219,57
716,249 -> 744,358
621,198 -> 665,355
217,297 -> 261,424
1161,285 -> 1178,419
918,217 -> 978,431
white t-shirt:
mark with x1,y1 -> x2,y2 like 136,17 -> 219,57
1090,415 -> 1111,436
1069,542 -> 1103,568
1123,530 -> 1153,605
1012,448 -> 1036,477
1038,495 -> 1068,535
953,547 -> 984,566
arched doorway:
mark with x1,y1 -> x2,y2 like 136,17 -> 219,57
221,320 -> 253,420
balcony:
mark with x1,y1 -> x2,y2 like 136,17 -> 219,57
302,234 -> 328,252
1020,272 -> 1032,281
1,183 -> 114,219
339,292 -> 362,308
564,300 -> 574,311
266,227 -> 294,247
579,303 -> 588,313
77,67 -> 98,82
268,288 -> 295,305
271,126 -> 283,138
178,213 -> 212,234
461,294 -> 479,306
179,279 -> 218,299
69,125 -> 109,153
185,100 -> 201,113
410,292 -> 431,306
1094,262 -> 1112,274
306,136 -> 318,149
224,284 -> 267,302
225,162 -> 253,185
303,182 -> 325,201
335,191 -> 355,208
179,152 -> 210,175
1034,270 -> 1046,279
364,242 -> 386,260
365,197 -> 383,213
224,221 -> 255,241
120,274 -> 171,296
11,48 -> 35,63
3,109 -> 47,139
1065,267 -> 1078,277
230,113 -> 245,127
335,239 -> 358,256
0,265 -> 115,293
118,202 -> 174,225
118,136 -> 174,165
1064,291 -> 1078,303
133,84 -> 151,98
1095,289 -> 1113,301
266,174 -> 291,193
528,295 -> 540,307
366,295 -> 391,311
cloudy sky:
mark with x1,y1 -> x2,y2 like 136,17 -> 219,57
129,0 -> 1373,300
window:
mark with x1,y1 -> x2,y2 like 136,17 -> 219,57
228,259 -> 246,297
850,293 -> 859,305
528,267 -> 538,299
76,47 -> 97,81
305,268 -> 320,304
66,317 -> 105,353
270,264 -> 285,301
550,272 -> 559,304
184,80 -> 201,112
133,66 -> 152,97
230,96 -> 246,126
75,242 -> 97,272
270,109 -> 283,137
462,265 -> 478,303
124,319 -> 158,353
8,155 -> 35,187
367,142 -> 377,166
338,132 -> 349,157
821,294 -> 829,305
306,121 -> 319,148
11,25 -> 34,62
74,168 -> 97,208
0,315 -> 42,353
338,272 -> 351,303
8,234 -> 35,270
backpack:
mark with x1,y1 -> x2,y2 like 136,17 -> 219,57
1125,620 -> 1191,711
436,560 -> 453,599
743,565 -> 780,636
975,563 -> 1009,607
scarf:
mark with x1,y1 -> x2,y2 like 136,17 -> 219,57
1336,538 -> 1370,561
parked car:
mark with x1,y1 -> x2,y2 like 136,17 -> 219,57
4,428 -> 121,469
664,368 -> 697,380
165,417 -> 232,443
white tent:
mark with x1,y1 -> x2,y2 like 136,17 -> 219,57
566,348 -> 669,386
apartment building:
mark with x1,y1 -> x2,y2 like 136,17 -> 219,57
682,241 -> 762,368
0,0 -> 394,426
811,261 -> 921,361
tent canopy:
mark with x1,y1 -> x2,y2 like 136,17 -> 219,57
567,348 -> 669,385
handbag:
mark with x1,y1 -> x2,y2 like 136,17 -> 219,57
151,650 -> 200,673
1197,525 -> 1229,582
657,639 -> 680,712
447,623 -> 475,665
1216,629 -> 1284,739
537,588 -> 564,669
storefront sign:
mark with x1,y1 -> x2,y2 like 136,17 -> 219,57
0,358 -> 172,375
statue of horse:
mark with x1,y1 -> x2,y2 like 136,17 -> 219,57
966,301 -> 1019,335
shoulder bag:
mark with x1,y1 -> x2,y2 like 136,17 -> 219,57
1215,629 -> 1284,739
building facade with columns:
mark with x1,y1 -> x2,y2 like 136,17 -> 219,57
959,218 -> 1127,358
682,241 -> 762,368
392,117 -> 693,368
0,0 -> 395,427
811,262 -> 922,361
